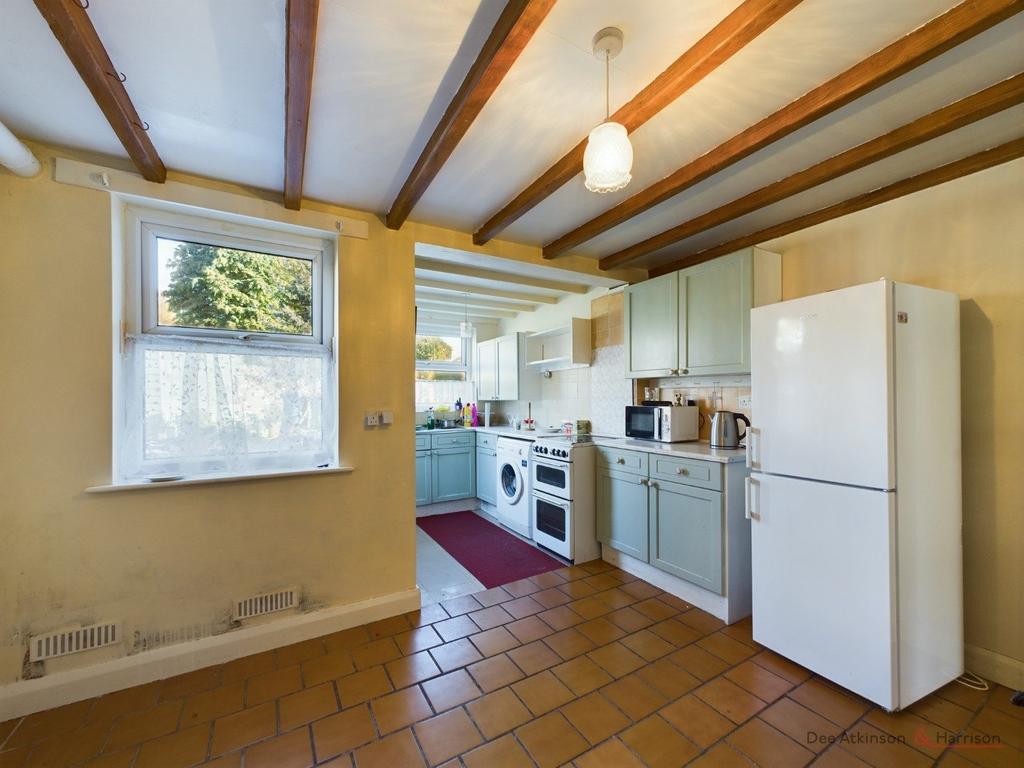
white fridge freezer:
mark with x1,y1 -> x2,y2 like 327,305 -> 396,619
747,280 -> 963,711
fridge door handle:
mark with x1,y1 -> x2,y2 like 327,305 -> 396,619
746,427 -> 760,470
745,477 -> 760,521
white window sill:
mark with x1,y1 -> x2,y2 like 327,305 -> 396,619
85,466 -> 354,494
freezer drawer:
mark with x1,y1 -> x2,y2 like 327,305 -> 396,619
749,473 -> 897,709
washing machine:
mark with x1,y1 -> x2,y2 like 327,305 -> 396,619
496,437 -> 532,537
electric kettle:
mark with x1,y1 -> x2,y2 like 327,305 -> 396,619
709,411 -> 750,449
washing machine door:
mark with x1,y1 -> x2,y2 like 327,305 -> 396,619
499,460 -> 524,504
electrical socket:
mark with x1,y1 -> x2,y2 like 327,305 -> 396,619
738,395 -> 752,409
364,411 -> 380,427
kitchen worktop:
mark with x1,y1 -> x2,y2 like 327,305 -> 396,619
415,425 -> 542,441
590,436 -> 748,464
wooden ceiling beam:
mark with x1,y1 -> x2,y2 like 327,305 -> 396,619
414,257 -> 589,293
648,136 -> 1024,278
284,0 -> 320,210
600,73 -> 1024,270
471,0 -> 802,245
34,0 -> 165,182
385,0 -> 557,229
414,277 -> 559,304
544,0 -> 1023,259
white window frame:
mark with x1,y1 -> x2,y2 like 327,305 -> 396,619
414,323 -> 473,378
115,204 -> 338,482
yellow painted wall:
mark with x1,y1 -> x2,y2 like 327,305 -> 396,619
0,143 -> 639,685
763,158 -> 1024,680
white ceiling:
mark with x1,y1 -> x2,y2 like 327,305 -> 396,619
2,0 -> 1021,276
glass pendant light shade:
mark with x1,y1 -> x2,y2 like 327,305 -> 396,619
584,121 -> 633,193
459,320 -> 474,338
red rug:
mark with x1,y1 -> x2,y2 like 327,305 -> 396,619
417,511 -> 562,589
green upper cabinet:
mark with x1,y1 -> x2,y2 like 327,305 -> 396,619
476,333 -> 537,401
477,339 -> 498,401
625,247 -> 780,378
624,272 -> 679,377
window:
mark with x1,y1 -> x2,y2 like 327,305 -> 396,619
415,324 -> 473,409
117,206 -> 337,482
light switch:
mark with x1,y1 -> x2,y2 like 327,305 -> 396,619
380,410 -> 394,425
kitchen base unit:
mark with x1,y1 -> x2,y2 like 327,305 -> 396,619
594,441 -> 751,624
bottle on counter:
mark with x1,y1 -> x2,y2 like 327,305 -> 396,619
426,407 -> 435,430
470,403 -> 478,427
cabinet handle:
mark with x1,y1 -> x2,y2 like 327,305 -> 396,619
639,478 -> 649,486
649,481 -> 658,489
675,467 -> 689,476
681,368 -> 689,375
616,458 -> 625,465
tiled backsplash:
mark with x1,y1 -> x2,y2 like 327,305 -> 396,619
637,374 -> 752,441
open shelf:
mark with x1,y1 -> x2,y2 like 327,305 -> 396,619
525,318 -> 591,371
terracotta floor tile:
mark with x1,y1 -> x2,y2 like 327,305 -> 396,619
502,578 -> 541,598
159,665 -> 224,701
351,637 -> 403,670
933,679 -> 990,711
302,650 -> 355,687
372,685 -> 433,734
670,644 -> 731,681
247,664 -> 303,706
244,727 -> 313,768
311,705 -> 376,760
552,656 -> 613,696
467,654 -> 524,692
607,606 -> 655,633
394,625 -> 443,656
508,640 -> 561,676
569,596 -> 615,621
649,617 -> 703,648
620,580 -> 662,601
635,657 -> 701,700
387,650 -> 442,688
759,696 -> 843,753
512,671 -> 576,716
543,627 -> 596,660
907,693 -> 974,732
840,722 -> 933,768
472,586 -> 514,607
594,587 -> 638,610
466,688 -> 532,739
181,681 -> 244,726
468,626 -> 519,657
440,594 -> 483,617
276,638 -> 325,668
506,615 -> 554,644
632,597 -> 679,622
688,742 -> 756,768
601,673 -> 668,721
971,706 -> 1024,750
461,734 -> 533,768
660,694 -> 736,749
558,578 -> 597,600
323,626 -> 371,654
105,699 -> 182,751
5,700 -> 92,748
750,650 -> 811,685
366,614 -> 412,640
279,682 -> 338,731
788,678 -> 870,728
560,691 -> 630,744
575,737 -> 647,768
532,588 -> 574,610
86,682 -> 161,726
406,603 -> 449,627
588,642 -> 646,678
355,728 -> 427,768
434,615 -> 482,643
577,617 -> 627,646
676,609 -> 727,636
20,722 -> 106,766
579,559 -> 614,575
621,629 -> 675,661
421,669 -> 481,712
82,751 -> 135,768
696,677 -> 768,724
810,747 -> 873,767
721,618 -> 759,648
135,724 -> 210,768
529,571 -> 568,590
429,638 -> 484,672
211,701 -> 276,756
727,717 -> 814,768
222,650 -> 276,684
864,707 -> 955,759
0,719 -> 18,744
725,660 -> 796,703
537,605 -> 584,631
986,685 -> 1024,722
582,573 -> 621,592
958,729 -> 1024,767
414,708 -> 483,766
318,757 -> 353,768
337,666 -> 392,708
697,631 -> 758,665
515,711 -> 588,768
620,714 -> 701,768
553,565 -> 591,582
468,605 -> 514,630
503,596 -> 546,620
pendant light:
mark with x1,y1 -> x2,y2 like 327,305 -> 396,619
584,27 -> 632,194
459,293 -> 474,338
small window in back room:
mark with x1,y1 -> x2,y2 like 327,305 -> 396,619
415,329 -> 473,408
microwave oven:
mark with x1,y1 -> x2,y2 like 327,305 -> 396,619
625,404 -> 699,443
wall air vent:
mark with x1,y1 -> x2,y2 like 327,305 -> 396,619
30,622 -> 121,662
233,587 -> 299,621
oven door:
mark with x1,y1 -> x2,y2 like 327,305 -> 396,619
531,455 -> 572,499
532,490 -> 571,559
625,406 -> 660,441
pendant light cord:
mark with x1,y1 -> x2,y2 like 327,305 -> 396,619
605,51 -> 610,120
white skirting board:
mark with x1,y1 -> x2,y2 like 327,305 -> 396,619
966,643 -> 1024,691
0,588 -> 420,722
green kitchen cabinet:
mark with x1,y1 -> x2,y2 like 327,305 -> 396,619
648,478 -> 723,594
415,450 -> 432,507
431,447 -> 476,503
476,446 -> 497,506
624,272 -> 679,377
596,467 -> 649,561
